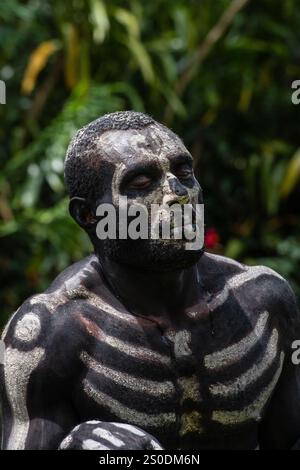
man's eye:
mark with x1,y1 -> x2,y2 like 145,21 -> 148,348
174,165 -> 193,179
127,175 -> 152,190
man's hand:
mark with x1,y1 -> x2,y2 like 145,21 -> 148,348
59,421 -> 164,450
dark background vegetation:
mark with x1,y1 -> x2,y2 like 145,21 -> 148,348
0,0 -> 299,329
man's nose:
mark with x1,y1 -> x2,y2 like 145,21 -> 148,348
163,173 -> 189,205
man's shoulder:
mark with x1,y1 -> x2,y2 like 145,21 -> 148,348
200,252 -> 300,342
201,251 -> 291,291
45,253 -> 103,298
1,255 -> 104,348
200,251 -> 247,277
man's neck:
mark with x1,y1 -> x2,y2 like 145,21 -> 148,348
97,254 -> 203,323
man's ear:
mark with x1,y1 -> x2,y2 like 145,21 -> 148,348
69,197 -> 97,229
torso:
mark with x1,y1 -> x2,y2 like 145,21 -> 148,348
25,253 -> 285,450
44,253 -> 283,450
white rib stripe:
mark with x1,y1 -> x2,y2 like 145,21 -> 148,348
211,352 -> 284,425
204,311 -> 269,370
209,329 -> 279,396
209,265 -> 284,312
80,351 -> 175,397
83,379 -> 176,428
92,329 -> 171,366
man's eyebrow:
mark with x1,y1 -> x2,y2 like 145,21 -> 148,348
169,153 -> 193,166
120,161 -> 161,183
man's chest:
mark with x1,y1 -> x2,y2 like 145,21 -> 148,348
74,304 -> 284,449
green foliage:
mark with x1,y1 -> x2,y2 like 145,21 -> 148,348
0,0 -> 299,327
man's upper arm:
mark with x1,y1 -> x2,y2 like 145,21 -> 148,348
259,275 -> 300,449
1,297 -> 79,449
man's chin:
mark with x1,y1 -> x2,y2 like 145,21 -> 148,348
98,238 -> 204,271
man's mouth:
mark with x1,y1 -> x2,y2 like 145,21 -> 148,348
155,206 -> 198,240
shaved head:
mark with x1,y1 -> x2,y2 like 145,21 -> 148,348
64,111 -> 156,203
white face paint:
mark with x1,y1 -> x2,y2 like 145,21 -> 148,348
94,124 -> 204,266
97,125 -> 185,164
97,124 -> 201,209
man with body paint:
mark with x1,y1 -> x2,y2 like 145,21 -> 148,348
1,111 -> 300,450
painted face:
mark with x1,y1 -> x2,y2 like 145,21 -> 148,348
93,123 -> 204,270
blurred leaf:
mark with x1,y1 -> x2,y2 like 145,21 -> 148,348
114,7 -> 140,38
158,83 -> 186,117
63,24 -> 80,89
238,86 -> 252,112
21,40 -> 61,94
224,238 -> 245,258
114,7 -> 154,84
89,0 -> 110,44
280,149 -> 300,198
20,163 -> 43,208
127,36 -> 155,84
